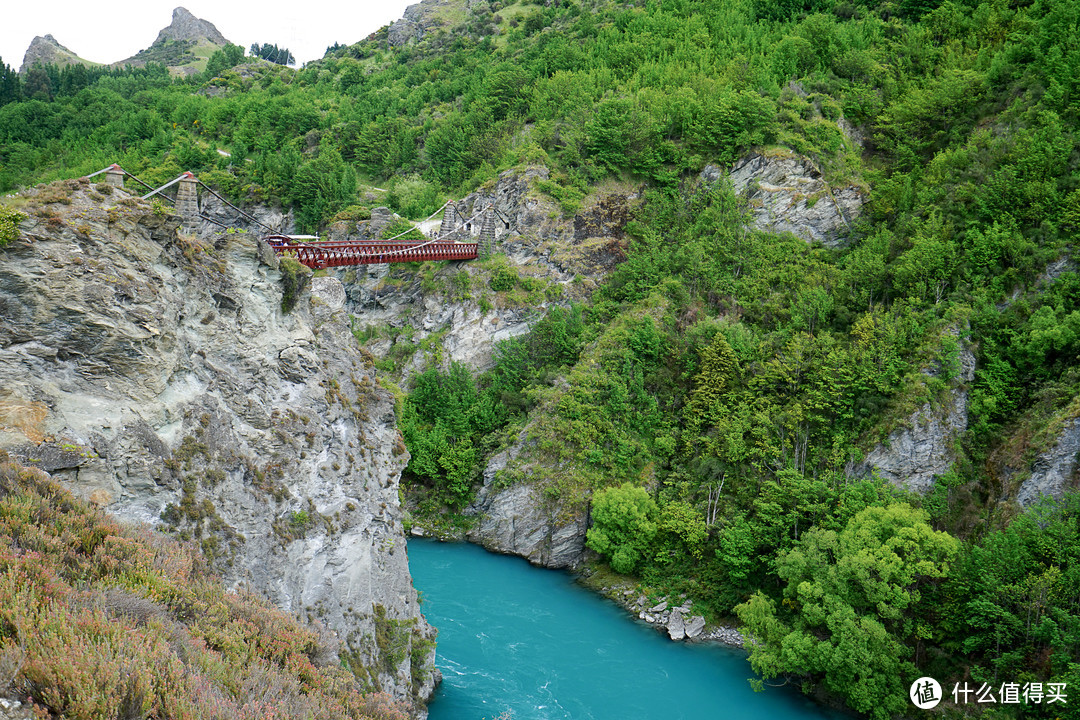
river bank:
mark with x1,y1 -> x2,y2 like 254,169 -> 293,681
574,564 -> 747,648
408,526 -> 746,649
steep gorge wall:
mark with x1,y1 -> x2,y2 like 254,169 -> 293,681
339,168 -> 627,567
0,180 -> 436,710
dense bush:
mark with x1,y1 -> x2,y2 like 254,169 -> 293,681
0,207 -> 23,247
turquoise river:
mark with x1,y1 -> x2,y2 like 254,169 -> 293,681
408,538 -> 848,720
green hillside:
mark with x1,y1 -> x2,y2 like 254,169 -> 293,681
2,0 -> 1080,716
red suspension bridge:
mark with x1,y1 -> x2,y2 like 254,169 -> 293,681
84,165 -> 507,269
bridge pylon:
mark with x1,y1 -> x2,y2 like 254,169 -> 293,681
176,173 -> 200,233
479,205 -> 496,256
439,202 -> 460,240
104,164 -> 125,188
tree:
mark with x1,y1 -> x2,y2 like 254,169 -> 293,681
204,44 -> 245,77
736,504 -> 960,720
23,66 -> 52,102
250,43 -> 296,66
0,58 -> 19,107
586,483 -> 658,574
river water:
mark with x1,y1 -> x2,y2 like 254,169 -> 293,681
408,538 -> 847,720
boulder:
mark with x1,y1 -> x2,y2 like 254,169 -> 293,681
667,612 -> 686,641
685,616 -> 707,639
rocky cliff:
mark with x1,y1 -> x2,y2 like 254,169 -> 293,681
703,150 -> 864,246
461,441 -> 589,568
1016,417 -> 1080,507
19,35 -> 92,74
153,6 -> 229,46
0,179 -> 436,711
855,338 -> 976,494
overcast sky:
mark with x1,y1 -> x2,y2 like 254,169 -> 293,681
2,0 -> 416,70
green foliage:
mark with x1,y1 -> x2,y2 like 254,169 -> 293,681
0,207 -> 24,247
381,217 -> 425,242
943,494 -> 1080,688
332,204 -> 372,223
586,483 -> 658,574
8,0 -> 1080,715
488,263 -> 518,292
251,43 -> 296,66
736,504 -> 960,720
400,363 -> 488,508
278,256 -> 308,313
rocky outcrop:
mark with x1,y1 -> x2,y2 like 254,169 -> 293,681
590,584 -> 744,647
462,444 -> 588,568
388,0 -> 457,46
0,179 -> 436,710
703,151 -> 864,246
19,35 -> 88,74
153,6 -> 229,46
1017,417 -> 1080,507
856,342 -> 976,494
117,7 -> 230,75
23,8 -> 230,77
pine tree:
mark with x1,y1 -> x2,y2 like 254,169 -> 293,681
0,58 -> 22,106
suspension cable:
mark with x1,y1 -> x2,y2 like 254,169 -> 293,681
196,181 -> 277,233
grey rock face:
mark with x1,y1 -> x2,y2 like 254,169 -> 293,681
667,611 -> 685,641
0,182 -> 435,709
1017,418 -> 1080,507
389,19 -> 424,47
463,446 -> 588,568
19,35 -> 82,73
155,7 -> 229,46
856,343 -> 976,494
684,616 -> 707,639
705,152 -> 864,246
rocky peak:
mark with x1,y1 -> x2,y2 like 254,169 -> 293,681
155,7 -> 229,46
19,34 -> 85,73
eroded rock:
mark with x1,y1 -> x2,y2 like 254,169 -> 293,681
0,181 -> 435,709
704,151 -> 864,247
464,444 -> 588,568
1017,418 -> 1080,507
856,342 -> 976,494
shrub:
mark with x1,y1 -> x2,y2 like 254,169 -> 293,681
586,483 -> 658,574
0,451 -> 412,720
331,205 -> 372,223
489,264 -> 518,292
0,208 -> 25,248
279,256 -> 309,313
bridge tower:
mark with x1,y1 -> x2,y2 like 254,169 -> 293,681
104,164 -> 125,189
439,202 -> 459,240
479,205 -> 496,256
176,172 -> 200,233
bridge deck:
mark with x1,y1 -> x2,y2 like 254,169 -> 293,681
264,236 -> 479,269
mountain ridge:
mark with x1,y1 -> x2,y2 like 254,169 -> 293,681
18,6 -> 231,76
